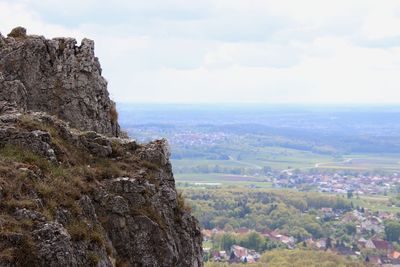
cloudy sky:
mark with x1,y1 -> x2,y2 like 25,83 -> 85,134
1,0 -> 400,103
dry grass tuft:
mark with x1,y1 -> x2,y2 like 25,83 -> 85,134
87,251 -> 100,266
67,220 -> 89,241
110,105 -> 118,125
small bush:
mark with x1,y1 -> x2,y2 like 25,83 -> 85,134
140,160 -> 159,170
110,141 -> 124,158
175,192 -> 192,224
177,191 -> 192,213
116,258 -> 129,267
131,206 -> 166,230
35,181 -> 56,199
87,251 -> 100,266
110,105 -> 118,125
105,244 -> 113,256
94,159 -> 123,179
0,248 -> 14,263
17,115 -> 44,131
67,221 -> 89,241
89,228 -> 105,246
14,235 -> 38,266
0,144 -> 50,171
3,199 -> 37,211
7,27 -> 27,39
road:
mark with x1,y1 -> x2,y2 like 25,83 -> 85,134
228,156 -> 263,169
315,158 -> 353,168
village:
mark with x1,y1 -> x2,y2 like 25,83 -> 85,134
274,171 -> 400,196
202,207 -> 400,266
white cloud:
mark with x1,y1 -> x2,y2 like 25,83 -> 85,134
1,0 -> 400,103
0,2 -> 85,39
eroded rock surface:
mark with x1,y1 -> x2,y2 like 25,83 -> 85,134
0,27 -> 119,137
0,27 -> 203,267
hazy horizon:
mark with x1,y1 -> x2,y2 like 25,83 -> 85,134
117,102 -> 400,106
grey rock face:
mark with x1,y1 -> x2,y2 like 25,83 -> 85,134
0,109 -> 113,161
0,81 -> 27,110
0,123 -> 57,162
0,27 -> 120,136
97,174 -> 203,267
0,110 -> 203,266
33,222 -> 111,267
0,28 -> 203,267
94,141 -> 203,267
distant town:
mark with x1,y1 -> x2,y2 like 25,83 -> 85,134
202,207 -> 400,265
274,171 -> 400,196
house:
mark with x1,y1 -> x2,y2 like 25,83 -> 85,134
342,213 -> 359,224
212,251 -> 223,262
231,245 -> 248,257
388,250 -> 400,260
366,255 -> 382,265
262,229 -> 295,248
315,239 -> 327,250
262,229 -> 283,241
320,207 -> 333,213
203,248 -> 210,254
279,235 -> 295,245
365,239 -> 392,251
201,229 -> 213,240
236,227 -> 250,235
219,251 -> 227,259
305,238 -> 315,248
361,220 -> 384,233
229,245 -> 248,263
211,228 -> 224,235
357,237 -> 367,248
378,211 -> 395,221
261,229 -> 276,238
334,244 -> 356,256
241,255 -> 257,263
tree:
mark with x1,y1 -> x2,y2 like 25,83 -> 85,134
245,232 -> 265,251
347,190 -> 353,199
262,166 -> 272,175
224,224 -> 234,232
304,223 -> 323,238
326,237 -> 332,249
345,223 -> 357,236
385,220 -> 400,242
220,233 -> 237,252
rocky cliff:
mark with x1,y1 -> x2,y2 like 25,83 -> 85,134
0,28 -> 203,267
0,27 -> 120,137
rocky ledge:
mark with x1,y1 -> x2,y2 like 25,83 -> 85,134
0,28 -> 203,267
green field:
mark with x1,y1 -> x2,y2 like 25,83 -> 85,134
351,195 -> 400,213
173,146 -> 400,175
172,146 -> 336,171
316,154 -> 400,171
231,146 -> 335,170
175,173 -> 273,188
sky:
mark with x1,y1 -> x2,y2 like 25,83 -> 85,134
1,0 -> 400,104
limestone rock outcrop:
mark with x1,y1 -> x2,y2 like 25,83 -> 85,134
0,28 -> 203,267
0,27 -> 120,137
